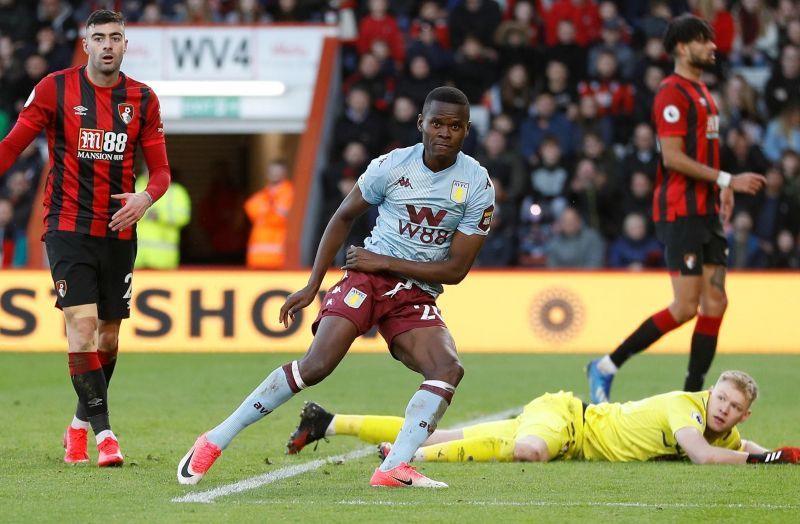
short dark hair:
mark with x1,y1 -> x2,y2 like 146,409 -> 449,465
86,10 -> 125,28
422,86 -> 469,117
663,14 -> 714,55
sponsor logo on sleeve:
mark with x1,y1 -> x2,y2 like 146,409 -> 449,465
478,205 -> 494,232
663,104 -> 680,123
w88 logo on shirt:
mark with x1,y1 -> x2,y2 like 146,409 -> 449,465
77,128 -> 128,160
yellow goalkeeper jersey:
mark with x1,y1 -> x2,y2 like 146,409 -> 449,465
581,390 -> 744,462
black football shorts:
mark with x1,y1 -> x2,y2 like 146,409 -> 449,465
44,231 -> 137,319
655,215 -> 727,276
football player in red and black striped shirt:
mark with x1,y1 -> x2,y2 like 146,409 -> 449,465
0,10 -> 171,467
587,15 -> 766,404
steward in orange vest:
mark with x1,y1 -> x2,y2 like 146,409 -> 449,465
244,160 -> 294,269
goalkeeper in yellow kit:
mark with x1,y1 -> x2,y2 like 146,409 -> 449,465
287,370 -> 800,465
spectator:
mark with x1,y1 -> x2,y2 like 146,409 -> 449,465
522,136 -> 569,220
577,50 -> 635,144
406,20 -> 453,75
752,166 -> 799,250
244,160 -> 294,269
718,74 -> 765,139
134,170 -> 192,270
139,2 -> 165,24
621,123 -> 658,184
542,0 -> 602,48
396,54 -> 438,110
574,93 -> 613,147
493,1 -> 541,73
579,130 -> 618,188
9,54 -> 49,117
343,52 -> 396,113
632,36 -> 672,81
636,0 -> 672,42
331,86 -> 386,156
763,44 -> 800,118
384,96 -> 420,151
546,206 -> 606,268
608,212 -> 663,269
0,170 -> 31,266
475,177 -> 517,267
776,0 -> 800,47
588,17 -> 635,80
689,0 -> 734,57
486,63 -> 534,123
721,127 -> 770,216
448,0 -> 502,49
226,0 -> 269,23
567,158 -> 619,239
0,0 -> 36,43
174,0 -> 220,23
539,60 -> 578,121
730,0 -> 779,67
762,101 -> 800,163
621,171 -> 655,221
449,35 -> 498,104
475,128 -> 527,206
519,92 -> 576,162
36,0 -> 79,48
356,0 -> 405,68
408,1 -> 449,49
28,26 -> 72,72
548,20 -> 587,87
770,229 -> 800,268
727,211 -> 767,268
781,149 -> 800,205
517,203 -> 554,267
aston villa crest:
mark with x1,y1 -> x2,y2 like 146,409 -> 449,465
118,103 -> 134,124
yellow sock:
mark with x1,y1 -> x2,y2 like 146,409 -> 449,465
333,415 -> 404,444
417,436 -> 515,462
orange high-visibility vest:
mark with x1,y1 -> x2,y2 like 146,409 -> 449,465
244,179 -> 294,269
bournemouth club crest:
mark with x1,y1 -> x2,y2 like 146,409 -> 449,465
684,254 -> 697,270
118,103 -> 134,124
55,280 -> 67,298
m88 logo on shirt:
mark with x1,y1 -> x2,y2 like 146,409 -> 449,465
77,128 -> 128,160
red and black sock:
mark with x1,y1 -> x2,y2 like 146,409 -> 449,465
685,315 -> 722,391
610,308 -> 682,368
69,352 -> 110,434
75,348 -> 118,422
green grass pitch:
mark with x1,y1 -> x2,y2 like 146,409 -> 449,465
1,352 -> 799,523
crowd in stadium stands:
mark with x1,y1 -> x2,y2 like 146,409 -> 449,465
1,0 -> 799,269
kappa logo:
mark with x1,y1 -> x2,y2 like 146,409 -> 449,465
55,280 -> 67,298
344,288 -> 367,309
73,105 -> 88,116
684,253 -> 697,270
392,176 -> 413,189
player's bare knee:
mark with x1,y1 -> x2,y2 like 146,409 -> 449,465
671,302 -> 699,323
426,359 -> 463,386
97,331 -> 119,352
297,358 -> 335,386
513,441 -> 549,462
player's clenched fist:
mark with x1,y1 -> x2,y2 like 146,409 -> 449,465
279,285 -> 318,328
343,246 -> 387,273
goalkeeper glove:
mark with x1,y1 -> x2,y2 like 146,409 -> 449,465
747,447 -> 800,464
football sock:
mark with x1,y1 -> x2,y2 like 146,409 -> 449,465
75,347 -> 117,422
414,436 -> 515,462
70,416 -> 90,430
95,429 -> 116,445
596,355 -> 618,375
331,414 -> 405,443
685,315 -> 722,391
206,361 -> 305,450
380,380 -> 454,471
610,308 -> 682,368
68,352 -> 111,434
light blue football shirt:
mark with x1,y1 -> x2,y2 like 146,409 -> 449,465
357,143 -> 495,297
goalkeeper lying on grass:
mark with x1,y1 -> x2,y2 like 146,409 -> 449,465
287,370 -> 799,465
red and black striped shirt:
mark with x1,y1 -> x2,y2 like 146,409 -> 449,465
652,73 -> 720,223
16,65 -> 165,240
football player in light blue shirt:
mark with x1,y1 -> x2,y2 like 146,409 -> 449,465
178,87 -> 495,489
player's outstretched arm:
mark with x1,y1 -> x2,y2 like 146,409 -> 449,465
0,121 -> 41,177
343,230 -> 486,285
279,184 -> 373,327
675,427 -> 749,464
660,136 -> 766,194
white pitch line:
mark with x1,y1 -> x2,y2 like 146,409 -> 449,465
238,499 -> 800,511
172,407 -> 521,504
